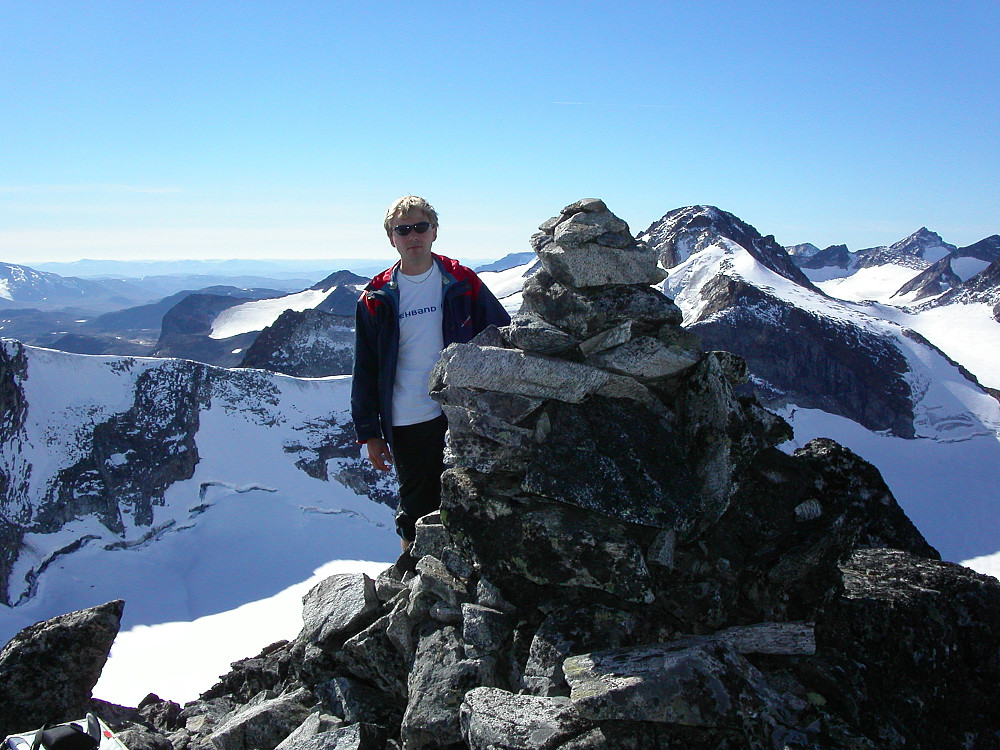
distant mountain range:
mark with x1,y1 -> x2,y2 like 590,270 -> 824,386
0,262 -> 321,312
29,257 -> 395,280
639,208 -> 1000,426
786,228 -> 999,303
0,258 -> 530,370
0,262 -> 362,365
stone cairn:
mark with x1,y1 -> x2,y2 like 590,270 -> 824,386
14,200 -> 1000,750
430,197 -> 790,607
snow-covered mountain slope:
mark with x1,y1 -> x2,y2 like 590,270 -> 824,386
210,288 -> 342,339
855,227 -> 955,270
475,251 -> 537,274
642,205 -> 818,291
795,236 -> 1000,394
205,270 -> 368,340
927,257 -> 1000,311
0,263 -> 81,302
878,302 -> 1000,392
813,264 -> 920,303
633,206 -> 1000,564
0,341 -> 399,647
152,271 -> 367,369
803,228 -> 954,303
660,231 -> 997,434
478,257 -> 541,315
0,262 -> 142,311
794,229 -> 998,306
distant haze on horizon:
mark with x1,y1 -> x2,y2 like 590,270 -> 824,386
2,1 -> 997,266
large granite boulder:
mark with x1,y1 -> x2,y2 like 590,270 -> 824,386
0,600 -> 124,735
815,548 -> 1000,748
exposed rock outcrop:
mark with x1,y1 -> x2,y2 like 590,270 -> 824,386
925,256 -> 1000,312
790,243 -> 851,271
0,342 -> 30,605
40,362 -> 209,534
891,254 -> 961,300
686,278 -> 916,437
0,600 -> 124,735
7,201 -> 999,749
238,271 -> 368,377
239,309 -> 355,377
854,227 -> 956,270
954,234 -> 1000,265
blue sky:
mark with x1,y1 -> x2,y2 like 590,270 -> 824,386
1,0 -> 997,266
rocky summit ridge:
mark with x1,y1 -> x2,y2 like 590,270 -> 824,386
4,200 -> 1000,749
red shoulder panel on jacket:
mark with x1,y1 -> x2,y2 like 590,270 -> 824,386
435,254 -> 482,294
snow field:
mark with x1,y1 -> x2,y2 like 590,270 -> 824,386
94,559 -> 392,706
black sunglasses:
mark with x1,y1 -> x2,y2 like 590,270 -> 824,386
392,221 -> 432,236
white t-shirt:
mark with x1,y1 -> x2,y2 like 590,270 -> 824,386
392,263 -> 445,426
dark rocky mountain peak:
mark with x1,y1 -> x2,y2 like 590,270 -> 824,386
955,234 -> 1000,264
683,277 -> 916,436
239,308 -> 355,377
309,269 -> 368,291
640,205 -> 819,291
792,243 -> 852,271
891,254 -> 962,301
238,275 -> 366,376
646,210 -> 918,435
314,286 -> 363,317
856,226 -> 956,270
924,256 -> 1000,314
784,242 -> 821,259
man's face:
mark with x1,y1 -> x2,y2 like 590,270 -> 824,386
389,208 -> 437,269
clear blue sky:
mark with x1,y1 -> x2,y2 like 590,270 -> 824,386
2,0 -> 997,265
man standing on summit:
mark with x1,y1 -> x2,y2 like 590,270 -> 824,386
352,196 -> 510,550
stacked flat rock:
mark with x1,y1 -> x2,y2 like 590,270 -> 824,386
429,198 -> 788,606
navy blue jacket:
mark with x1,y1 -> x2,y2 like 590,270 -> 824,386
351,254 -> 511,447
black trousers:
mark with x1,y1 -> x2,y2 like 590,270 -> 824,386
392,414 -> 447,542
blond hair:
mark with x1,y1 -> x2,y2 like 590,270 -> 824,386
384,196 -> 439,236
